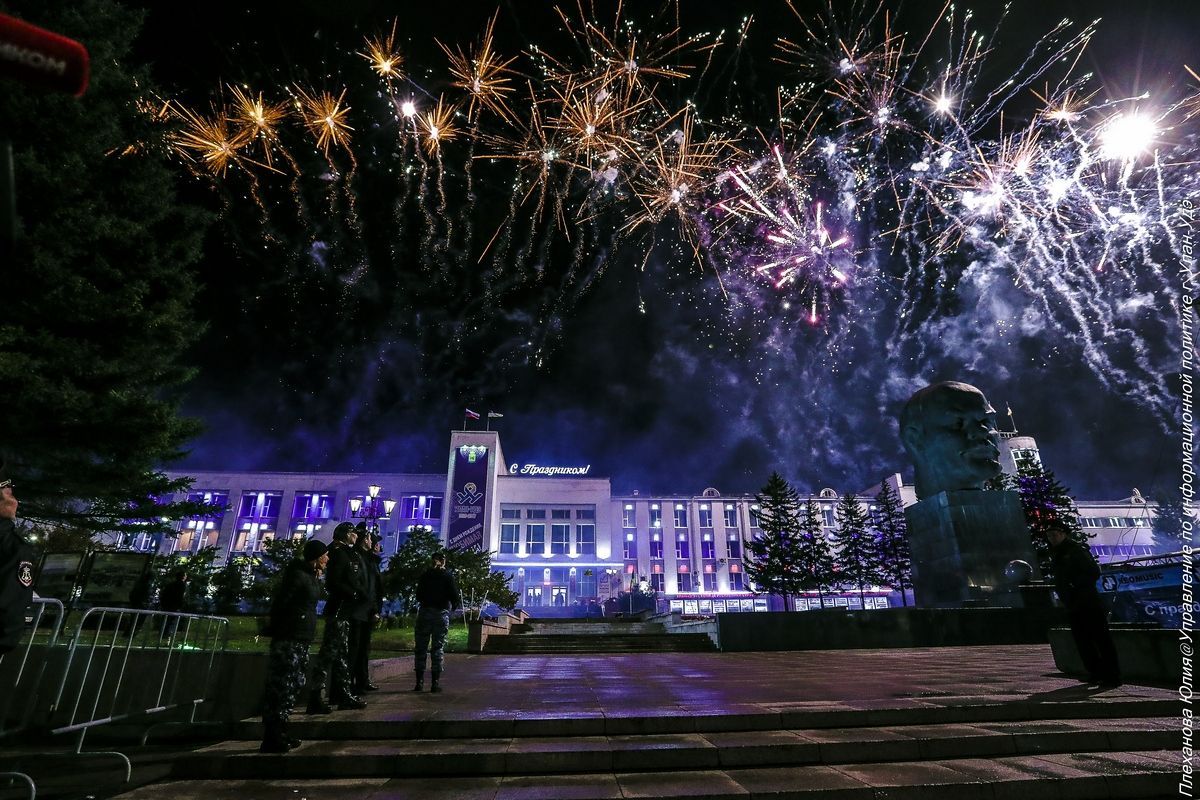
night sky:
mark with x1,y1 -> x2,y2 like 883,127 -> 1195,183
123,0 -> 1192,500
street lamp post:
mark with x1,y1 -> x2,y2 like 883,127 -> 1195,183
348,484 -> 397,550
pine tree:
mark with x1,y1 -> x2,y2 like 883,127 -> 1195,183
382,526 -> 442,614
0,1 -> 211,536
873,483 -> 912,606
831,492 -> 882,605
1013,466 -> 1091,575
445,546 -> 520,617
796,498 -> 839,606
1149,487 -> 1193,548
743,472 -> 807,610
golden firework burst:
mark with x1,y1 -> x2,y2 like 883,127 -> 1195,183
440,12 -> 517,122
359,20 -> 405,82
171,102 -> 253,176
228,85 -> 289,168
294,86 -> 354,156
419,95 -> 459,155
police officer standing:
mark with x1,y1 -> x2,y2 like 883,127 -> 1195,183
1045,522 -> 1122,689
308,523 -> 367,713
0,464 -> 35,659
260,539 -> 329,753
413,551 -> 459,694
351,527 -> 383,694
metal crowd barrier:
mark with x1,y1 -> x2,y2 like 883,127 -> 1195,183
0,598 -> 65,739
46,607 -> 229,780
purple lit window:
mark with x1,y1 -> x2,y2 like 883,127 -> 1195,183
729,570 -> 745,591
650,574 -> 665,592
650,537 -> 663,560
577,524 -> 596,556
527,524 -> 546,555
701,537 -> 716,559
552,509 -> 571,520
702,572 -> 717,592
675,534 -> 690,560
674,504 -> 688,529
400,495 -> 443,520
678,572 -> 693,592
235,491 -> 282,551
727,536 -> 742,559
649,505 -> 662,529
292,492 -> 334,521
500,524 -> 519,554
723,504 -> 739,529
698,505 -> 712,528
575,508 -> 595,520
623,534 -> 637,560
749,505 -> 761,528
551,524 -> 570,554
622,504 -> 635,528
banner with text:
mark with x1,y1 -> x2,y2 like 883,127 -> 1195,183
448,444 -> 490,550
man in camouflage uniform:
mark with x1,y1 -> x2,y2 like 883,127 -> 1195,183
260,539 -> 328,753
413,551 -> 459,694
308,522 -> 367,713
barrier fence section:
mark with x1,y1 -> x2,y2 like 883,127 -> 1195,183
0,598 -> 65,739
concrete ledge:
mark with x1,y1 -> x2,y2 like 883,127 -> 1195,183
1049,626 -> 1182,687
716,607 -> 1069,652
467,611 -> 527,653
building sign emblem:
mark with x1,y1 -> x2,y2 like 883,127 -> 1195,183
508,463 -> 592,476
448,445 -> 489,550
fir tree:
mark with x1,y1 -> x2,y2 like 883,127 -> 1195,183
873,483 -> 912,606
445,546 -> 520,617
831,492 -> 882,605
0,1 -> 211,536
1014,466 -> 1091,574
382,526 -> 442,614
1149,487 -> 1193,547
796,498 -> 839,606
743,472 -> 807,610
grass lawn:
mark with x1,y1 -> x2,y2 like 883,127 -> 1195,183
222,615 -> 471,657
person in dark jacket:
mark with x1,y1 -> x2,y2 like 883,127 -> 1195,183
158,570 -> 189,637
308,523 -> 367,713
260,538 -> 329,753
0,466 -> 35,658
351,528 -> 383,694
413,551 -> 459,694
1045,523 -> 1121,689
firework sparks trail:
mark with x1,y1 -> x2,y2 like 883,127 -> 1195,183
157,1 -> 1192,436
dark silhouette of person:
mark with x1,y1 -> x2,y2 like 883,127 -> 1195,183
1045,522 -> 1121,689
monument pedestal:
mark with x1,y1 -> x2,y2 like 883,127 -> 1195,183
904,490 -> 1040,608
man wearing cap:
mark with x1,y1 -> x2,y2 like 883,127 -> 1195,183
1044,522 -> 1122,689
413,551 -> 459,694
1,463 -> 34,658
351,527 -> 384,694
260,539 -> 329,753
307,522 -> 367,713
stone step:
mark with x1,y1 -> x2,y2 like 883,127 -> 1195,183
229,696 -> 1182,741
523,622 -> 667,635
483,633 -> 716,653
176,718 -> 1179,779
123,750 -> 1180,799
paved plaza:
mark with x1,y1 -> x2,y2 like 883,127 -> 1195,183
100,644 -> 1184,800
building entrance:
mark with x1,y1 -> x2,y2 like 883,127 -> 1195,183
551,586 -> 568,607
525,586 -> 543,606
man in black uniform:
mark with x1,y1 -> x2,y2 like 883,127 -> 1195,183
413,551 -> 459,694
351,527 -> 383,694
260,539 -> 329,753
1045,522 -> 1121,689
308,522 -> 367,713
1,464 -> 35,658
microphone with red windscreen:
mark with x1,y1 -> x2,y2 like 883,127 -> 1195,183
0,12 -> 89,97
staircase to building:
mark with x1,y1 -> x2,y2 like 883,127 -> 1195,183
482,617 -> 717,654
120,691 -> 1181,799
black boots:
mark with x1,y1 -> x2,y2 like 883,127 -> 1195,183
260,720 -> 291,753
306,694 -> 332,715
337,695 -> 367,710
412,672 -> 424,692
430,670 -> 442,694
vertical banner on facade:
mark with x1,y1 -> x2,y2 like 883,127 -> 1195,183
448,444 -> 489,550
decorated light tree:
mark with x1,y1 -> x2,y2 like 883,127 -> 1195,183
992,467 -> 1090,575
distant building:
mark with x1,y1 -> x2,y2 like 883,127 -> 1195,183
131,426 -> 1168,611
